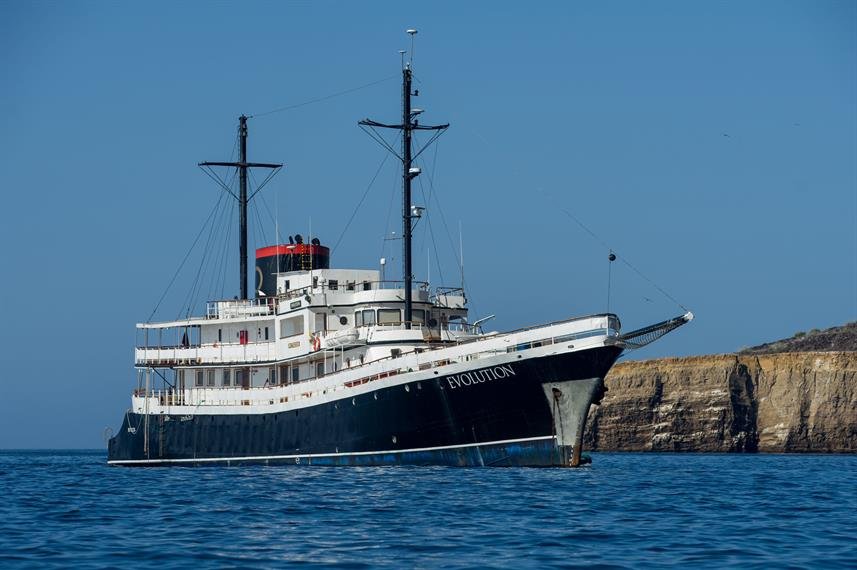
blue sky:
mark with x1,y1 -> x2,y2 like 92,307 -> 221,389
1,1 -> 855,448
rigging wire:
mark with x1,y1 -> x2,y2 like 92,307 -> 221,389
182,190 -> 228,317
257,191 -> 278,231
420,152 -> 461,269
248,169 -> 270,245
411,136 -> 446,287
251,74 -> 398,118
147,192 -> 227,322
331,153 -> 389,255
359,125 -> 402,159
252,198 -> 268,251
378,160 -> 400,273
209,198 -> 233,301
414,144 -> 482,319
216,201 -> 236,299
537,188 -> 689,312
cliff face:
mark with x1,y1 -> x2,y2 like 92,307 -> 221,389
585,352 -> 857,452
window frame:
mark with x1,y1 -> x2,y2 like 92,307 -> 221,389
378,308 -> 401,326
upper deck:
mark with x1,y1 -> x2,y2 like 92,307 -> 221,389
135,274 -> 471,368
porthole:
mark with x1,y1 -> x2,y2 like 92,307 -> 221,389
339,316 -> 348,325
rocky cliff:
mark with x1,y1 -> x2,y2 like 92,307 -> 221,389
585,351 -> 857,452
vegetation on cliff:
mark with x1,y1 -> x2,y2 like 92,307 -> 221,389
741,321 -> 857,354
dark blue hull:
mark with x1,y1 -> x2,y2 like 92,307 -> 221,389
108,345 -> 621,467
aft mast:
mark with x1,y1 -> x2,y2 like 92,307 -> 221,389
359,29 -> 449,328
199,116 -> 283,300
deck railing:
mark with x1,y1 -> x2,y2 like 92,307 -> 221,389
132,315 -> 619,409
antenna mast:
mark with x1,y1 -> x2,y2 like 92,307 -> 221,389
199,116 -> 283,300
359,29 -> 449,328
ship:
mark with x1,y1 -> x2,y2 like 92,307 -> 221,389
107,32 -> 692,467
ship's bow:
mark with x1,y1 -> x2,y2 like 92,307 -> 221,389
541,377 -> 605,466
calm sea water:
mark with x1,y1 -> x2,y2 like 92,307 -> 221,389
0,451 -> 854,569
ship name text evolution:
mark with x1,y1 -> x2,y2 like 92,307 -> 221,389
446,365 -> 516,390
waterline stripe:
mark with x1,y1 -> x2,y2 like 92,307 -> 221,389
107,435 -> 555,465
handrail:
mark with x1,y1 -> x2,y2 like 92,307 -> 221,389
132,316 -> 619,407
132,321 -> 618,408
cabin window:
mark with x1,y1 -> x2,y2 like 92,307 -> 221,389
270,367 -> 277,385
222,369 -> 231,387
328,279 -> 338,291
355,311 -> 362,327
412,309 -> 426,325
363,281 -> 371,291
312,276 -> 318,288
316,362 -> 325,378
284,280 -> 290,291
265,326 -> 269,340
362,309 -> 376,326
346,281 -> 355,291
195,370 -> 204,387
291,367 -> 300,383
279,365 -> 289,385
218,329 -> 222,342
206,369 -> 215,387
177,369 -> 185,390
280,315 -> 304,338
378,309 -> 401,325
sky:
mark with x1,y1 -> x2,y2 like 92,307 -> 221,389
1,1 -> 855,448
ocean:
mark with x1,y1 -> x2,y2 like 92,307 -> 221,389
1,451 -> 854,569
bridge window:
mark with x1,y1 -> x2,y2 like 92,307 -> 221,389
280,315 -> 304,338
316,362 -> 325,378
222,369 -> 231,387
412,309 -> 426,325
291,367 -> 300,383
378,309 -> 401,325
356,309 -> 376,327
195,370 -> 204,387
206,369 -> 215,387
270,367 -> 277,385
